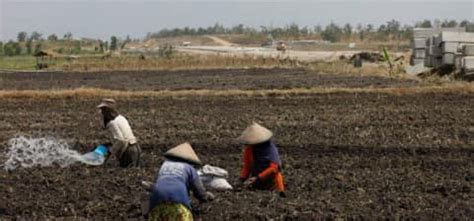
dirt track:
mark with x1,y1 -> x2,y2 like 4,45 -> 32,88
0,91 -> 473,220
0,68 -> 419,91
206,35 -> 234,46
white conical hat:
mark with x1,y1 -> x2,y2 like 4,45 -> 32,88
237,122 -> 273,145
164,142 -> 202,165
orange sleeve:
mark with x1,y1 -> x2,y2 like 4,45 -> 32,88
275,172 -> 285,192
257,162 -> 279,180
239,146 -> 253,180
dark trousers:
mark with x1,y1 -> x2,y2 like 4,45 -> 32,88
119,143 -> 142,167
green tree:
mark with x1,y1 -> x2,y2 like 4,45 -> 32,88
0,41 -> 3,56
47,34 -> 58,41
300,26 -> 309,36
110,36 -> 118,51
30,31 -> 42,41
211,23 -> 226,34
104,41 -> 109,51
400,25 -> 414,40
34,43 -> 42,55
4,41 -> 14,56
356,24 -> 365,41
17,32 -> 28,42
386,20 -> 400,34
64,32 -> 73,40
343,23 -> 352,38
460,20 -> 474,32
460,20 -> 469,28
99,40 -> 105,53
321,22 -> 343,42
12,42 -> 21,56
386,19 -> 401,40
441,19 -> 458,28
3,41 -> 21,56
376,24 -> 389,41
314,25 -> 322,33
416,20 -> 432,28
121,35 -> 131,49
288,23 -> 300,37
14,42 -> 22,55
26,40 -> 33,55
433,19 -> 442,28
366,24 -> 374,32
232,24 -> 245,34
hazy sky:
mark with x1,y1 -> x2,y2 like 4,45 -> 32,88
1,0 -> 473,40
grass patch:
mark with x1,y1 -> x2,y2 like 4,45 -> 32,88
307,60 -> 390,76
0,53 -> 298,72
0,56 -> 37,70
57,53 -> 299,71
0,83 -> 472,99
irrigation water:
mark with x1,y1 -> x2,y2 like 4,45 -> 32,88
3,136 -> 105,170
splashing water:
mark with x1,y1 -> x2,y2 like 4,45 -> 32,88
3,136 -> 101,170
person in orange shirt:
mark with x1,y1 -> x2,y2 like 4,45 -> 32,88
238,123 -> 286,197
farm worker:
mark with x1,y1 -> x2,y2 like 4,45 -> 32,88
97,98 -> 141,167
238,122 -> 286,197
148,142 -> 214,221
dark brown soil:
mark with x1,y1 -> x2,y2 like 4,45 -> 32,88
0,92 -> 473,220
0,68 -> 418,91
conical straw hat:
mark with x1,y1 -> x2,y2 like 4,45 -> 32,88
237,122 -> 273,145
164,142 -> 202,165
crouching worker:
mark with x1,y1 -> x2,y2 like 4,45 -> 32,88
97,98 -> 141,167
238,123 -> 286,197
148,143 -> 214,221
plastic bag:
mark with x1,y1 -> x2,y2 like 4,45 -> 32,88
76,144 -> 108,166
79,152 -> 105,166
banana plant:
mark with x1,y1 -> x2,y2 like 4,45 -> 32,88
382,47 -> 393,76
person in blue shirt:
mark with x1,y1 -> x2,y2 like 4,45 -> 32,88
148,142 -> 214,221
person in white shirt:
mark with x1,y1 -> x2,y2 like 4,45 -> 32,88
97,98 -> 141,167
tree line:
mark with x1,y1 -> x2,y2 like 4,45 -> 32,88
146,19 -> 474,42
1,40 -> 42,56
0,32 -> 131,56
1,19 -> 473,57
0,31 -> 71,56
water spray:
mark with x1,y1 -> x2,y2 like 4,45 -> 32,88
3,136 -> 106,170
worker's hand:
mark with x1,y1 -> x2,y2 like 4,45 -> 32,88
233,179 -> 245,190
243,176 -> 258,186
140,180 -> 154,192
206,191 -> 215,201
102,154 -> 111,168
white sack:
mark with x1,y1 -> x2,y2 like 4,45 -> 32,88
198,164 -> 233,191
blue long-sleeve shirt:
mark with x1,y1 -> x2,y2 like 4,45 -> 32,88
149,159 -> 208,210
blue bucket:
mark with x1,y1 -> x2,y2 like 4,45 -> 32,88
94,144 -> 109,156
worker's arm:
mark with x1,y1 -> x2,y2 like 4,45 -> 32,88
239,146 -> 253,181
257,162 -> 279,181
110,139 -> 127,159
275,172 -> 285,193
189,168 -> 214,203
